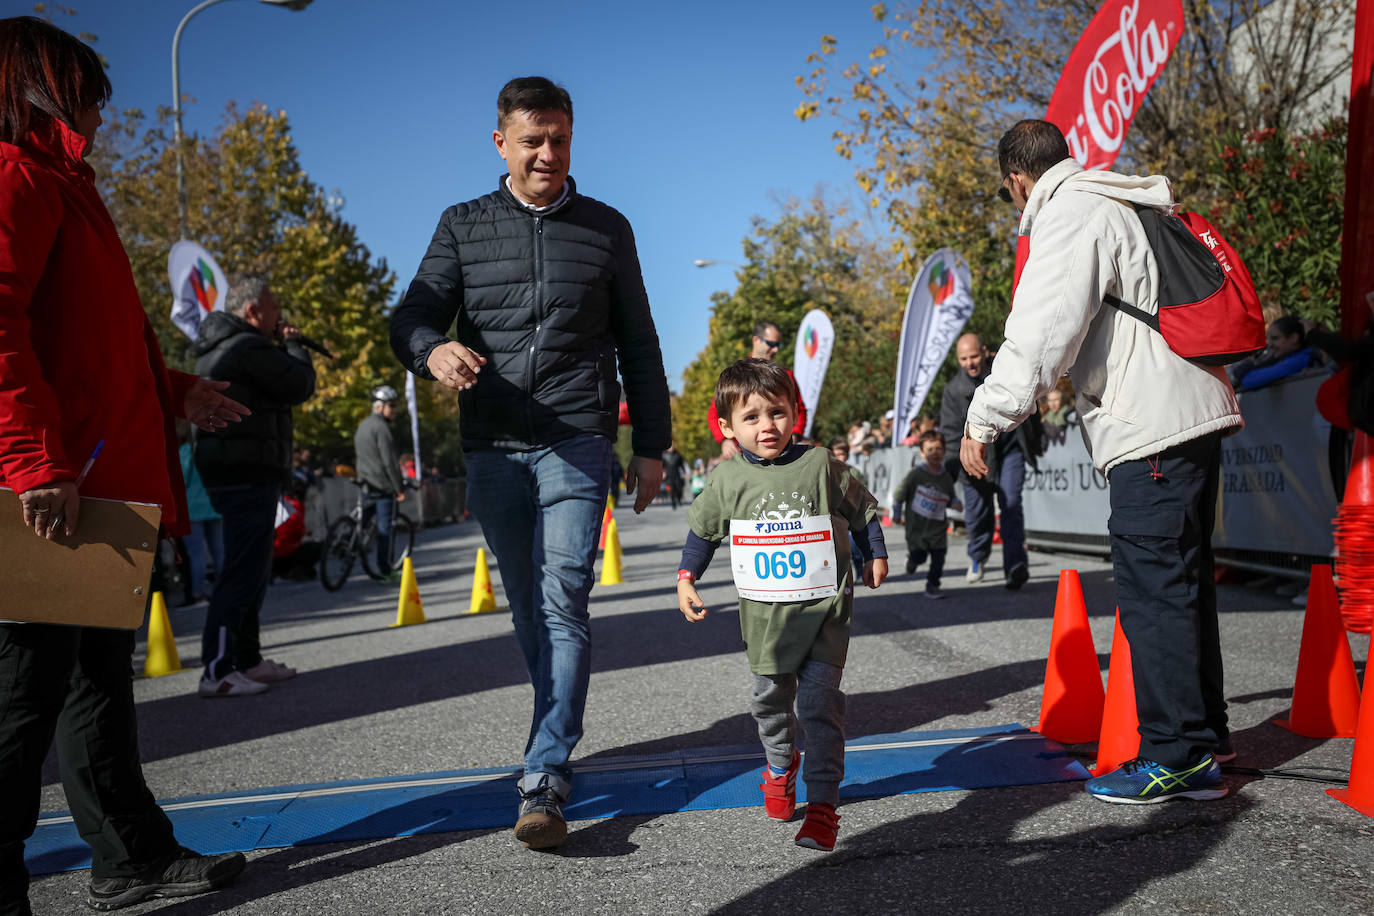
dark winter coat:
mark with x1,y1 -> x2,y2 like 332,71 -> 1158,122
941,356 -> 1044,480
390,176 -> 670,457
193,311 -> 315,487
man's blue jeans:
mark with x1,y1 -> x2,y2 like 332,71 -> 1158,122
962,445 -> 1027,575
363,491 -> 396,573
465,434 -> 612,799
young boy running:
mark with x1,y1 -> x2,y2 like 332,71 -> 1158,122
892,430 -> 962,599
676,359 -> 889,851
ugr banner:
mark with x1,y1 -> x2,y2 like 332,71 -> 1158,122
1020,374 -> 1338,556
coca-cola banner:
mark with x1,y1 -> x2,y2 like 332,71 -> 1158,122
792,309 -> 835,439
893,249 -> 975,439
1044,0 -> 1185,170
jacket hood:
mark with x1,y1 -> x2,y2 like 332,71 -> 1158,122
195,310 -> 257,354
1020,158 -> 1174,236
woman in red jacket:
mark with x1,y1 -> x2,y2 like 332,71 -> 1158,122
0,18 -> 250,914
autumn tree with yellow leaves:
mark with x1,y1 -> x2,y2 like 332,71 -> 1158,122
796,0 -> 1353,357
676,194 -> 907,461
90,104 -> 462,467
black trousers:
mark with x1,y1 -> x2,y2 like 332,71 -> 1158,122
1109,431 -> 1228,768
0,624 -> 177,914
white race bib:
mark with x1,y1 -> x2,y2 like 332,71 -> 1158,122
910,484 -> 949,521
728,516 -> 838,602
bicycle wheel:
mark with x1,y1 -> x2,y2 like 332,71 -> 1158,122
320,516 -> 359,591
382,515 -> 415,572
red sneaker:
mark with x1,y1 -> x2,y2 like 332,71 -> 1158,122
794,802 -> 840,851
759,750 -> 800,820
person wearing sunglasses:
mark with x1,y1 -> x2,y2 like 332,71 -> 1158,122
961,118 -> 1241,806
706,321 -> 808,458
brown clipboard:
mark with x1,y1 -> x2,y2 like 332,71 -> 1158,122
0,488 -> 162,629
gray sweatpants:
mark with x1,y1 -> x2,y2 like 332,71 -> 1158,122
750,659 -> 845,807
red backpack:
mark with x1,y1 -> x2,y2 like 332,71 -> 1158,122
1104,206 -> 1265,366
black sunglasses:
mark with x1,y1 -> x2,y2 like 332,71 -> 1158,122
759,337 -> 781,349
997,171 -> 1019,205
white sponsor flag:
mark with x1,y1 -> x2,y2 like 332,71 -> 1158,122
405,371 -> 424,525
791,309 -> 835,439
167,241 -> 228,341
892,249 -> 975,437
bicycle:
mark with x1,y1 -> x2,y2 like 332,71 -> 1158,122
319,482 -> 416,591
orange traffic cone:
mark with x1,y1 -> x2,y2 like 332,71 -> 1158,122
1035,570 -> 1105,744
1276,565 -> 1361,737
1329,633 -> 1374,816
1091,610 -> 1140,776
598,496 -> 614,550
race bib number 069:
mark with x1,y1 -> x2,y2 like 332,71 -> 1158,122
729,516 -> 838,602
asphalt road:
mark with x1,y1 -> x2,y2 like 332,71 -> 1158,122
27,500 -> 1374,915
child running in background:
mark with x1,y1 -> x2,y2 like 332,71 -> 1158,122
892,430 -> 961,599
676,359 -> 888,852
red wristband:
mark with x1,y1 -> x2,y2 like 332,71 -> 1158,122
677,569 -> 695,582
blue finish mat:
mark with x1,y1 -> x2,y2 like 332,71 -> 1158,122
27,723 -> 1087,875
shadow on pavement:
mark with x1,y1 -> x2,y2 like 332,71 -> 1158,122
710,774 -> 1255,915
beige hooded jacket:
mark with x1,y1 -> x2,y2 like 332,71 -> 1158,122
965,158 -> 1242,475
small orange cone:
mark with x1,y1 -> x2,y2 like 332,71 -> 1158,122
1091,610 -> 1140,776
469,548 -> 497,614
1035,570 -> 1105,744
598,496 -> 614,550
143,592 -> 182,677
389,556 -> 426,627
600,518 -> 624,585
1276,565 -> 1361,737
1329,633 -> 1374,816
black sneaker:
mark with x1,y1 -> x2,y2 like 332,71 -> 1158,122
1005,563 -> 1029,591
87,847 -> 245,911
514,779 -> 567,850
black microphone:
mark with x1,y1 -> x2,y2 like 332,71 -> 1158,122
294,335 -> 334,360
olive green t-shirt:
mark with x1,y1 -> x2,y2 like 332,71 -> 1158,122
687,446 -> 880,675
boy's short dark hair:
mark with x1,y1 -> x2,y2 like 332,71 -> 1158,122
497,76 -> 573,130
828,437 -> 849,452
918,429 -> 944,448
714,358 -> 795,423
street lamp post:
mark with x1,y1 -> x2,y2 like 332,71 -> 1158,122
171,0 -> 312,241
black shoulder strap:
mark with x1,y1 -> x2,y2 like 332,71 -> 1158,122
1102,201 -> 1161,332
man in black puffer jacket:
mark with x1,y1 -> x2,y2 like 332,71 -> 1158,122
390,76 -> 670,852
194,274 -> 315,697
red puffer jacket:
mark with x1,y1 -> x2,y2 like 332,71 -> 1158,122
0,120 -> 192,535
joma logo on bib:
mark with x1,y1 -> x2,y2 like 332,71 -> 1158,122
754,520 -> 804,534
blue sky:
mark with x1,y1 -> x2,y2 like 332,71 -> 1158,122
36,0 -> 922,391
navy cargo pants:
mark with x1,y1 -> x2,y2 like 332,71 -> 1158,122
1109,431 -> 1228,769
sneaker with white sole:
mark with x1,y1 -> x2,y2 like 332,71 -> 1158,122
1085,755 -> 1227,804
198,671 -> 268,698
243,659 -> 296,682
966,561 -> 985,584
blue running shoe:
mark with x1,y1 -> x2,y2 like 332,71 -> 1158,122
1085,756 -> 1227,804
